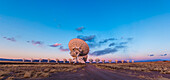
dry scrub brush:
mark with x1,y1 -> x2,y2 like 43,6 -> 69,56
0,64 -> 85,79
94,61 -> 170,74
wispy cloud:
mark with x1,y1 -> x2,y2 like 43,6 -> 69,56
77,35 -> 96,42
89,44 -> 128,56
160,54 -> 167,56
99,38 -> 117,44
119,42 -> 128,45
90,48 -> 118,56
148,54 -> 154,56
89,37 -> 133,56
27,40 -> 44,46
127,38 -> 133,41
115,45 -> 127,49
3,37 -> 16,42
49,43 -> 61,47
76,26 -> 85,32
109,42 -> 115,47
87,42 -> 99,48
87,37 -> 117,48
48,42 -> 69,51
59,46 -> 69,51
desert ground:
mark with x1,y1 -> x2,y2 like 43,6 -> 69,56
0,61 -> 169,80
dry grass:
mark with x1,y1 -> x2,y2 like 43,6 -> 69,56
0,64 -> 85,79
138,75 -> 145,78
6,77 -> 15,80
82,68 -> 85,70
0,76 -> 4,79
157,77 -> 170,80
94,61 -> 170,74
93,61 -> 170,80
72,70 -> 77,72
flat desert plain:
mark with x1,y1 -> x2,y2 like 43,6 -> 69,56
0,61 -> 169,80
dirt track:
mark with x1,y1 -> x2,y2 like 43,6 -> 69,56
40,64 -> 146,80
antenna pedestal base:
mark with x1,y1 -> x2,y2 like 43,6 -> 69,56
73,56 -> 86,63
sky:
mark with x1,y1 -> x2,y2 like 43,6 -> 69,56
0,0 -> 170,61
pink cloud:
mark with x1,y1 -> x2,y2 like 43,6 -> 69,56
27,40 -> 44,46
59,46 -> 69,51
3,37 -> 16,42
49,43 -> 61,47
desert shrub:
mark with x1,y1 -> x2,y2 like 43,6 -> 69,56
0,76 -> 4,79
24,71 -> 33,78
0,64 -> 85,79
44,68 -> 50,72
0,70 -> 9,76
94,61 -> 170,74
39,72 -> 49,77
6,77 -> 15,80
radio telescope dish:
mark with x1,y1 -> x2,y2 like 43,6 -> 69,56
68,38 -> 89,63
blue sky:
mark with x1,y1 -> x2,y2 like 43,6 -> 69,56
0,0 -> 170,61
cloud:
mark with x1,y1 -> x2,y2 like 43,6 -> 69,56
59,46 -> 69,51
27,40 -> 43,46
81,36 -> 99,48
90,44 -> 127,56
3,37 -> 16,42
160,54 -> 167,56
48,42 -> 69,51
109,43 -> 115,47
115,45 -> 127,49
90,48 -> 118,56
119,42 -> 128,45
49,43 -> 61,47
76,36 -> 119,48
87,42 -> 103,48
99,38 -> 117,44
77,35 -> 133,56
127,38 -> 133,41
76,26 -> 85,32
84,37 -> 117,48
77,35 -> 96,42
148,54 -> 154,56
88,42 -> 98,48
89,37 -> 133,56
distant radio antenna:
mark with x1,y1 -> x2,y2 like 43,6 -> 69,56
102,59 -> 105,63
89,59 -> 93,63
95,58 -> 100,63
121,60 -> 124,63
108,60 -> 112,63
39,58 -> 42,63
31,58 -> 33,62
115,59 -> 118,63
132,60 -> 134,63
55,59 -> 59,63
63,59 -> 67,63
68,58 -> 72,63
22,58 -> 25,62
47,58 -> 50,63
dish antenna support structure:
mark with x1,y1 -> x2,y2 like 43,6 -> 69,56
69,38 -> 89,63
